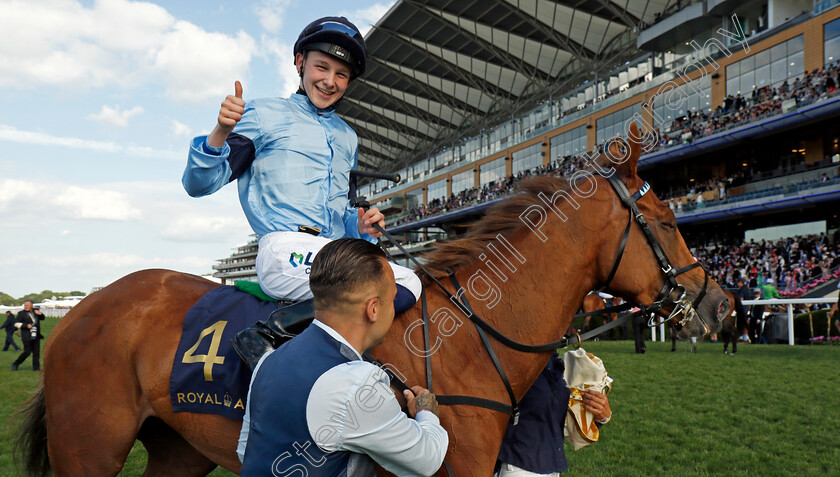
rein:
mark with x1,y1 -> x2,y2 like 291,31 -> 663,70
359,170 -> 711,424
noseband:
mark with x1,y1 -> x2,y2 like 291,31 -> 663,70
601,173 -> 709,330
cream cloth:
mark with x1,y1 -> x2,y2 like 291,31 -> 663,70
562,348 -> 612,450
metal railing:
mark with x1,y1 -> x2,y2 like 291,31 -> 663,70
649,297 -> 838,345
740,298 -> 838,345
675,177 -> 840,214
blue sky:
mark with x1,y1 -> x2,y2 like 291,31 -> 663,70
0,0 -> 394,298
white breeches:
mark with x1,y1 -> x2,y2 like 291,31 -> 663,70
256,231 -> 421,302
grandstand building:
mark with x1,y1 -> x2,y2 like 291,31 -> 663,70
216,0 -> 840,296
213,237 -> 258,284
358,2 -> 840,257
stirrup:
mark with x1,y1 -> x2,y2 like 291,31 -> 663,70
231,299 -> 316,370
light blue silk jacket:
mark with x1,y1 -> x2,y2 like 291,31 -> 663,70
183,93 -> 371,241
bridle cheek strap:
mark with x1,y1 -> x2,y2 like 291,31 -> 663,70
603,174 -> 708,327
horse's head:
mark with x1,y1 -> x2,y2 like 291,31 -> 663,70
593,123 -> 730,338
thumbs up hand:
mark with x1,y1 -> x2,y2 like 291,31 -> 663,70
217,80 -> 245,133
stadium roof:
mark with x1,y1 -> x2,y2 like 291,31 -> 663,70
343,0 -> 677,171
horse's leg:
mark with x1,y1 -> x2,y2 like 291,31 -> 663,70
722,328 -> 729,354
440,410 -> 509,477
138,417 -> 218,477
690,336 -> 697,353
671,326 -> 677,352
43,298 -> 154,476
44,350 -> 144,476
150,412 -> 243,472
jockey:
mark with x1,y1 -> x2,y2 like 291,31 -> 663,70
182,17 -> 422,366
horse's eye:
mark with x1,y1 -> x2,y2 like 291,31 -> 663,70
661,222 -> 676,230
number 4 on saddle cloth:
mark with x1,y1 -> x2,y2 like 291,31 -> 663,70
170,281 -> 315,419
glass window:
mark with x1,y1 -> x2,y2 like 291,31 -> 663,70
770,42 -> 787,62
771,58 -> 788,86
825,17 -> 840,40
726,36 -> 804,96
788,35 -> 804,53
755,49 -> 770,68
427,180 -> 446,202
597,105 -> 639,143
652,75 -> 710,130
740,55 -> 755,72
451,170 -> 474,196
726,77 -> 739,96
512,144 -> 542,175
406,188 -> 423,209
480,157 -> 506,185
739,70 -> 755,93
788,51 -> 804,80
755,64 -> 771,88
550,125 -> 587,161
826,36 -> 840,64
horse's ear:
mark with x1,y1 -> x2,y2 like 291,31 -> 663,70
613,121 -> 642,181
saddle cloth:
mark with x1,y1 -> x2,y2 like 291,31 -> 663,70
169,285 -> 278,419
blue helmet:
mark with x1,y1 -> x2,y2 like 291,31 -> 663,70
294,17 -> 367,78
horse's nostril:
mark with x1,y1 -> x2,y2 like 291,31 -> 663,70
717,299 -> 731,317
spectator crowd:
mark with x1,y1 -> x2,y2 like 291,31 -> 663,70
651,62 -> 840,152
690,233 -> 840,296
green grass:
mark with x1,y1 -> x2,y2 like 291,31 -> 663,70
0,320 -> 235,477
1,322 -> 838,476
564,341 -> 840,476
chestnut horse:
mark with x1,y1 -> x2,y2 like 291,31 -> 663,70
581,293 -> 606,331
720,290 -> 748,354
580,293 -> 624,340
19,125 -> 730,476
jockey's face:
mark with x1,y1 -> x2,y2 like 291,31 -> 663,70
296,50 -> 352,110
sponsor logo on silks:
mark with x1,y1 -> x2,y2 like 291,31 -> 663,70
289,251 -> 314,268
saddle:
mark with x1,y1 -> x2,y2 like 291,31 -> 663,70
231,297 -> 316,370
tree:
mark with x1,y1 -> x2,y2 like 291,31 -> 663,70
0,290 -> 87,306
0,292 -> 16,306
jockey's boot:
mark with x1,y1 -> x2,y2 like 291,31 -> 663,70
231,299 -> 316,370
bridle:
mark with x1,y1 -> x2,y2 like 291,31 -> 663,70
600,171 -> 710,331
360,168 -> 712,427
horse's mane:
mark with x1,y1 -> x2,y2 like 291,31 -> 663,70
419,174 -> 573,282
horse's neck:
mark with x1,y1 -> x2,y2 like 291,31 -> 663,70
456,228 -> 598,396
389,226 -> 601,404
